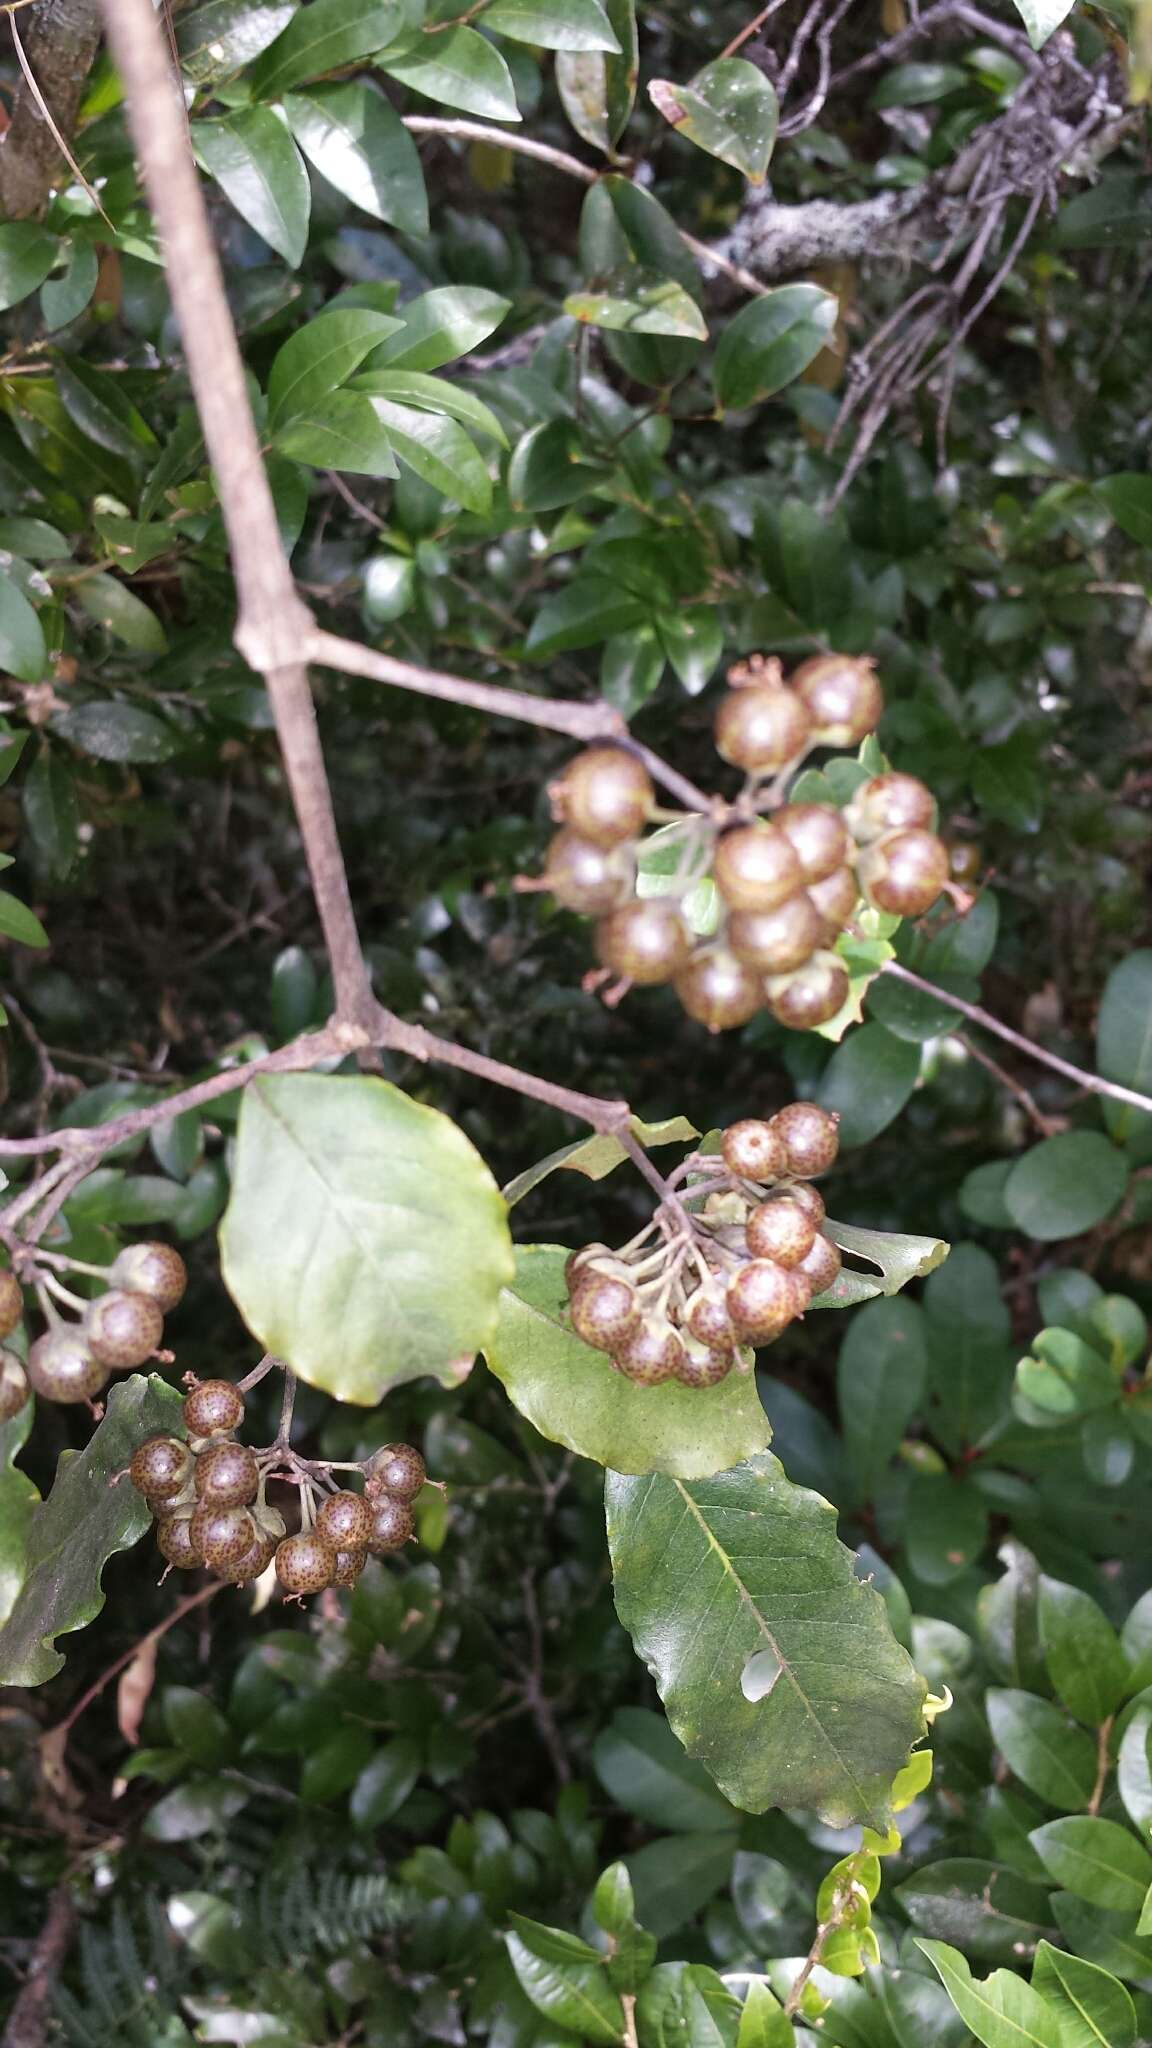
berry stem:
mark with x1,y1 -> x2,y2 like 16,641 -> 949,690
237,1353 -> 282,1394
34,1281 -> 61,1328
39,1271 -> 90,1315
275,1368 -> 298,1450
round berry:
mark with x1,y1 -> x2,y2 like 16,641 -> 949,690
570,1273 -> 640,1353
275,1530 -> 337,1594
556,746 -> 653,848
365,1444 -> 426,1503
157,1513 -> 203,1571
614,1316 -> 683,1386
948,840 -> 982,882
0,1270 -> 23,1339
684,1283 -> 734,1350
727,893 -> 823,975
846,772 -> 934,843
674,947 -> 763,1033
792,654 -> 882,745
565,1244 -> 615,1292
131,1434 -> 194,1502
331,1548 -> 367,1588
715,684 -> 812,775
857,829 -> 949,918
110,1242 -> 188,1314
746,1199 -> 818,1267
770,1101 -> 840,1177
807,866 -> 858,942
712,824 -> 802,913
84,1290 -> 163,1370
194,1439 -> 259,1508
595,900 -> 692,986
766,952 -> 850,1031
191,1502 -> 258,1574
183,1379 -> 245,1438
721,1119 -> 787,1183
796,1232 -> 842,1297
775,803 -> 851,883
545,829 -> 636,915
0,1347 -> 29,1422
368,1497 -> 414,1555
316,1489 -> 373,1550
27,1329 -> 107,1403
216,1532 -> 277,1584
726,1260 -> 803,1342
675,1338 -> 734,1389
779,1180 -> 826,1226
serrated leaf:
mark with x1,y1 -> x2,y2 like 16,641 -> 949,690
283,82 -> 428,236
820,1219 -> 949,1309
650,58 -> 778,184
606,1452 -> 927,1827
382,27 -> 521,123
192,109 -> 311,267
219,1072 -> 514,1403
248,0 -> 406,97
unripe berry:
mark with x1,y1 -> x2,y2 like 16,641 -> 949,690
726,1260 -> 803,1342
157,1513 -> 203,1571
675,1337 -> 734,1388
316,1489 -> 374,1550
806,867 -> 858,941
792,654 -> 882,745
0,1270 -> 23,1339
183,1380 -> 245,1438
948,839 -> 981,882
674,947 -> 763,1032
331,1548 -> 367,1588
554,746 -> 653,848
722,1119 -> 787,1183
570,1273 -> 640,1353
368,1497 -> 414,1554
727,893 -> 823,975
595,900 -> 692,985
712,825 -> 802,913
780,1180 -> 826,1225
565,1243 -> 615,1291
109,1242 -> 187,1314
766,951 -> 849,1031
769,1101 -> 840,1177
0,1346 -> 29,1421
846,772 -> 934,843
84,1290 -> 163,1370
130,1434 -> 194,1502
191,1502 -> 258,1573
715,684 -> 812,774
745,1198 -> 818,1267
796,1232 -> 842,1297
857,828 -> 949,918
545,829 -> 636,915
775,803 -> 851,883
613,1316 -> 683,1386
365,1444 -> 426,1503
194,1439 -> 259,1508
275,1530 -> 337,1594
684,1282 -> 734,1350
27,1329 -> 107,1403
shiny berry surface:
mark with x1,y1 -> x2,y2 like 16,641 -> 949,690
613,1316 -> 683,1385
368,1498 -> 414,1554
216,1533 -> 277,1584
0,1347 -> 29,1421
769,1101 -> 840,1177
721,1119 -> 786,1183
792,654 -> 882,745
546,829 -> 635,915
726,1259 -> 801,1341
0,1270 -> 23,1339
849,772 -> 934,842
85,1289 -> 164,1370
745,1199 -> 819,1267
194,1439 -> 259,1508
778,1180 -> 826,1225
674,948 -> 763,1033
331,1548 -> 367,1588
715,684 -> 812,774
183,1380 -> 245,1438
775,803 -> 852,882
712,824 -> 802,912
570,1274 -> 640,1352
796,1232 -> 843,1297
110,1241 -> 188,1313
858,828 -> 949,917
727,893 -> 823,974
316,1489 -> 374,1549
766,952 -> 850,1030
806,866 -> 858,940
366,1444 -> 426,1502
157,1514 -> 203,1570
130,1433 -> 194,1501
595,900 -> 691,985
27,1329 -> 107,1403
275,1530 -> 337,1593
191,1502 -> 259,1572
557,746 -> 653,848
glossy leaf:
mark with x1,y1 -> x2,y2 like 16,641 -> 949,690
649,58 -> 778,183
505,1916 -> 624,2043
1118,1707 -> 1152,1836
482,0 -> 620,50
0,894 -> 49,949
1030,1818 -> 1152,1912
273,389 -> 399,475
220,1073 -> 514,1402
917,1940 -> 1062,2048
606,1451 -> 927,1827
714,286 -> 838,410
1031,1940 -> 1135,2048
0,1397 -> 37,1634
816,1023 -> 921,1147
177,0 -> 298,83
74,574 -> 168,653
192,110 -> 311,267
556,0 -> 637,154
1008,0 -> 1077,49
23,747 -> 79,880
593,1706 -> 736,1832
0,224 -> 58,312
1039,1577 -> 1130,1724
248,0 -> 406,97
0,569 -> 48,682
363,286 -> 511,372
566,273 -> 707,339
362,396 -> 492,513
267,308 -> 402,428
40,238 -> 99,331
382,28 -> 521,123
350,369 -> 507,446
55,700 -> 176,762
284,83 -> 428,236
1096,951 -> 1152,1152
1003,1131 -> 1128,1242
837,1296 -> 926,1496
501,1116 -> 697,1208
986,1689 -> 1097,1810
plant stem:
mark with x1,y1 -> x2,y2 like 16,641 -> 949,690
1088,1714 -> 1114,1817
277,1368 -> 298,1449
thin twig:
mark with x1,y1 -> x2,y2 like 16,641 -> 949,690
50,1581 -> 221,1742
1,1883 -> 77,2048
1088,1715 -> 1114,1817
956,1032 -> 1062,1138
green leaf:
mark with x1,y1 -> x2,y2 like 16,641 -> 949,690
819,1220 -> 949,1309
219,1072 -> 514,1403
1052,1892 -> 1152,1986
1015,1328 -> 1115,1421
1031,1940 -> 1136,2048
582,175 -> 699,298
0,1397 -> 38,1633
1003,1132 -> 1129,1242
0,1375 -> 182,1688
605,1451 -> 927,1828
350,369 -> 507,447
507,420 -> 610,513
986,1689 -> 1098,1810
505,1917 -> 624,2044
917,1939 -> 1063,2048
816,1023 -> 921,1147
872,60 -> 968,105
649,58 -> 778,184
526,577 -> 647,657
23,747 -> 78,881
1118,1708 -> 1152,1836
0,224 -> 58,313
592,1706 -> 737,1832
55,700 -> 176,763
0,518 -> 70,561
164,1685 -> 233,1768
283,83 -> 428,235
381,27 -> 521,123
363,286 -> 511,372
1009,0 -> 1077,49
177,0 -> 298,84
74,573 -> 168,652
273,389 -> 399,475
657,607 -> 723,694
556,0 -> 637,155
1096,951 -> 1152,1153
628,1839 -> 737,1942
248,0 -> 405,97
0,893 -> 49,950
192,110 -> 311,267
483,0 -> 620,50
361,396 -> 492,513
714,286 -> 838,410
143,1776 -> 249,1842
502,1115 -> 698,1208
1030,1819 -> 1152,1912
0,569 -> 48,682
484,1246 -> 770,1479
267,308 -> 402,428
350,1735 -> 421,1825
54,359 -> 158,461
40,238 -> 100,331
301,1725 -> 374,1801
1096,474 -> 1152,548
1040,1577 -> 1130,1724
905,1472 -> 988,1585
897,1860 -> 1054,1962
837,1296 -> 926,1496
566,273 -> 708,339
736,1980 -> 791,2047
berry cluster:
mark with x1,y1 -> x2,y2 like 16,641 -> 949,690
564,1102 -> 842,1388
129,1378 -> 425,1597
0,1241 -> 185,1421
543,654 -> 950,1033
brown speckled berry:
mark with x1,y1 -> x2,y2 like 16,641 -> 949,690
110,1242 -> 188,1314
746,1199 -> 818,1268
316,1489 -> 374,1550
0,1270 -> 23,1339
84,1290 -> 164,1370
674,948 -> 763,1033
368,1498 -> 414,1555
847,772 -> 934,843
613,1317 -> 683,1386
766,952 -> 850,1031
275,1530 -> 337,1594
675,1340 -> 735,1389
715,684 -> 812,774
194,1439 -> 259,1508
780,1181 -> 826,1226
769,1101 -> 840,1178
857,828 -> 949,918
727,893 -> 823,975
796,1232 -> 842,1298
595,900 -> 692,986
130,1434 -> 194,1502
157,1513 -> 203,1571
555,746 -> 653,848
0,1346 -> 29,1421
27,1329 -> 107,1403
726,1259 -> 802,1342
190,1502 -> 258,1573
775,803 -> 852,883
216,1533 -> 276,1584
792,654 -> 882,745
712,824 -> 802,913
685,1284 -> 735,1350
365,1444 -> 426,1503
722,1120 -> 787,1183
546,829 -> 636,915
570,1274 -> 640,1353
183,1380 -> 245,1438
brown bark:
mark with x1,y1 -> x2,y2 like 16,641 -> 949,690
1,1884 -> 76,2048
0,0 -> 103,220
